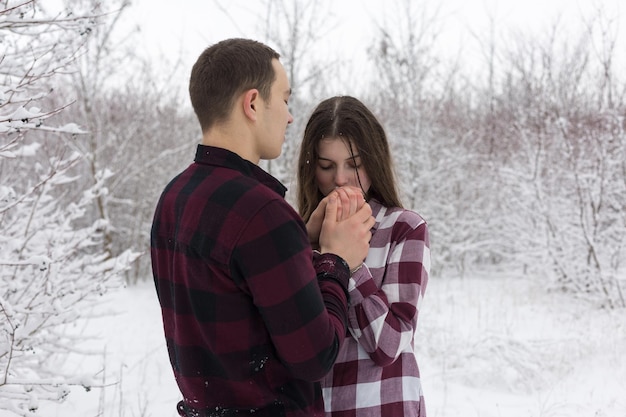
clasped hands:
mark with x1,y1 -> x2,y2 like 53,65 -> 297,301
307,187 -> 375,271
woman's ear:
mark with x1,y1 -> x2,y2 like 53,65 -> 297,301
242,89 -> 259,121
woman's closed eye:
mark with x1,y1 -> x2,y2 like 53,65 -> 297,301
317,162 -> 361,171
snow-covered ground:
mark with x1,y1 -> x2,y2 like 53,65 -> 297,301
33,272 -> 626,417
419,273 -> 626,417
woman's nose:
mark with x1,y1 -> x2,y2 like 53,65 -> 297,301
334,168 -> 349,186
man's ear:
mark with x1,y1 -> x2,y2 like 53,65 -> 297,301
242,89 -> 259,121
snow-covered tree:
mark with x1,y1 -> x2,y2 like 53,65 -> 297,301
364,1 -> 626,301
0,1 -> 138,414
364,0 -> 493,275
484,16 -> 626,307
49,0 -> 198,284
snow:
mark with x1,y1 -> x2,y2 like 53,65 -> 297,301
419,274 -> 626,417
29,282 -> 179,417
28,272 -> 626,417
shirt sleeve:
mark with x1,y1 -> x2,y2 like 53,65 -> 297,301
231,198 -> 350,381
346,218 -> 430,367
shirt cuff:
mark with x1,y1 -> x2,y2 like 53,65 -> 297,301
347,263 -> 377,305
313,251 -> 350,288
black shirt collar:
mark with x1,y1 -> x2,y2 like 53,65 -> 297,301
194,144 -> 287,197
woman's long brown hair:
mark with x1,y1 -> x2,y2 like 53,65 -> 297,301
296,96 -> 403,222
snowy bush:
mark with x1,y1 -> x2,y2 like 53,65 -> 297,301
0,1 -> 138,415
491,24 -> 626,308
365,3 -> 625,307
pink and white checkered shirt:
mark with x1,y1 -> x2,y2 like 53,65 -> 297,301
321,199 -> 430,417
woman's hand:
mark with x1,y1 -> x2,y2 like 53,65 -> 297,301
319,190 -> 374,271
306,186 -> 366,249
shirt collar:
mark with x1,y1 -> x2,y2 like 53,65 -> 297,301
194,144 -> 287,197
368,198 -> 384,232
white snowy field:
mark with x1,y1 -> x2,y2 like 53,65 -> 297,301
32,271 -> 626,417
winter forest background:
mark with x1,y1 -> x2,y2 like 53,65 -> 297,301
1,0 -> 625,416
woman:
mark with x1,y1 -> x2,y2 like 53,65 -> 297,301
297,96 -> 430,416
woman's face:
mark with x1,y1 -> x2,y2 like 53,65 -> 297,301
315,137 -> 371,196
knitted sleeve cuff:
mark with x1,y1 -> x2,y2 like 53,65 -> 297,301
313,251 -> 351,291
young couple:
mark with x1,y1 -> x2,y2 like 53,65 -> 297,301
151,38 -> 430,417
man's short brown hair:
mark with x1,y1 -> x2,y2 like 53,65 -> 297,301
189,38 -> 280,132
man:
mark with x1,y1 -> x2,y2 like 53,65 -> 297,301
151,38 -> 375,417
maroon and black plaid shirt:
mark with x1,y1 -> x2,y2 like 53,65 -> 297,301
151,145 -> 350,417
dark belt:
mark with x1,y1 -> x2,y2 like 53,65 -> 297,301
177,400 -> 286,417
